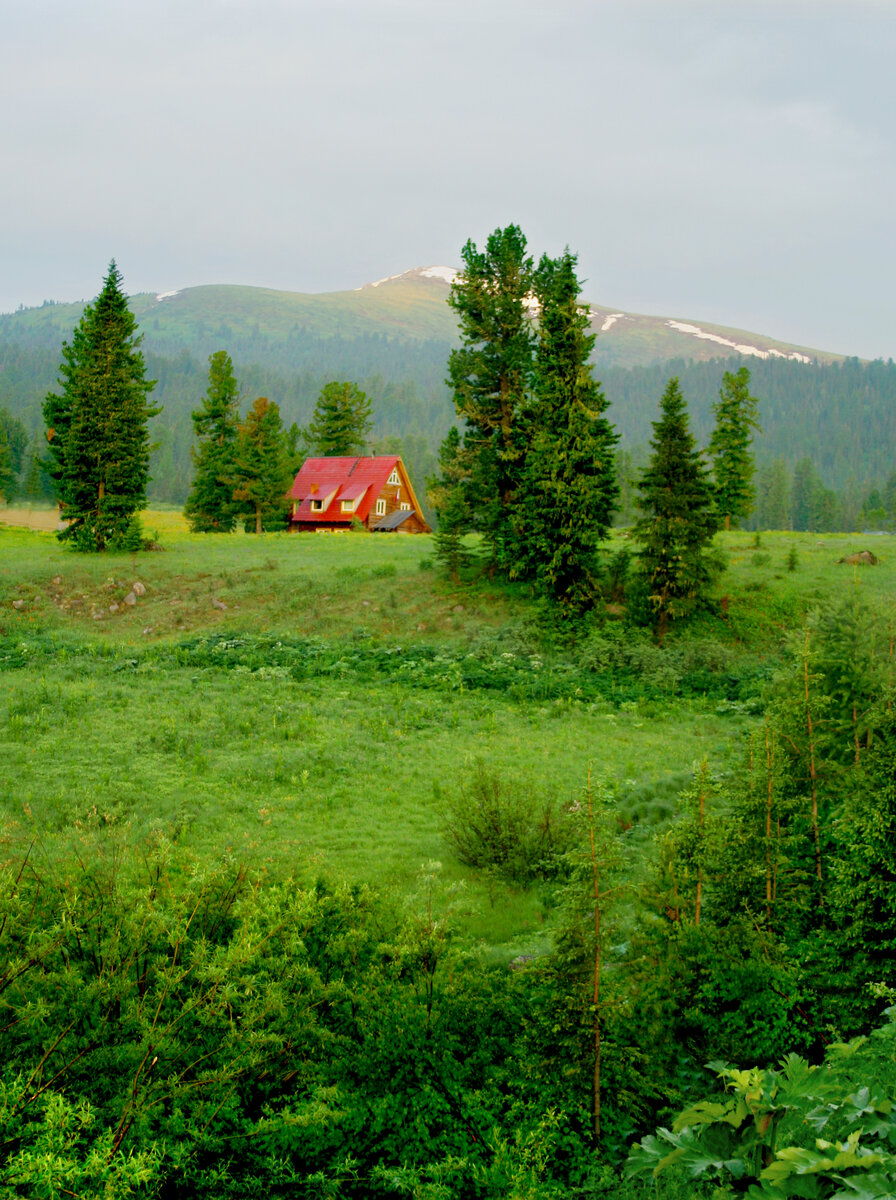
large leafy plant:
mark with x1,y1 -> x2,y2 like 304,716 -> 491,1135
627,1014 -> 896,1199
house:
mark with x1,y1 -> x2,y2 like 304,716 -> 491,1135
289,455 -> 432,533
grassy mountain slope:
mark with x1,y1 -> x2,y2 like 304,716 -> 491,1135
0,268 -> 843,371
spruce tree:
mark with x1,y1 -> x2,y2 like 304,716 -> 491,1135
447,225 -> 536,569
306,381 -> 372,456
757,459 -> 790,531
513,250 -> 618,612
43,261 -> 159,551
184,351 -> 241,532
429,426 -> 475,581
634,377 -> 721,641
708,366 -> 761,531
0,424 -> 13,503
232,397 -> 291,533
0,410 -> 27,500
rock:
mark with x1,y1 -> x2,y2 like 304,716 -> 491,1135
109,602 -> 119,614
837,550 -> 878,566
142,627 -> 153,635
132,581 -> 146,596
11,599 -> 24,610
453,604 -> 465,613
52,576 -> 63,586
123,592 -> 137,606
211,598 -> 227,610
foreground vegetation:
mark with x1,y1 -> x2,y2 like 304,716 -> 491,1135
2,516 -> 896,1196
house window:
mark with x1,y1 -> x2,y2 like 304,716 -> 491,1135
387,469 -> 400,486
341,500 -> 354,512
375,498 -> 386,516
310,500 -> 323,512
400,502 -> 411,511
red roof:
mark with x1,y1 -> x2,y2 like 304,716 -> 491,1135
290,456 -> 402,525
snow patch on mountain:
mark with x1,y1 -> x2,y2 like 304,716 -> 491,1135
360,265 -> 458,290
155,290 -> 180,302
666,320 -> 811,363
420,266 -> 457,284
600,313 -> 625,332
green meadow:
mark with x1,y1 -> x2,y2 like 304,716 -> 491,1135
2,512 -> 892,948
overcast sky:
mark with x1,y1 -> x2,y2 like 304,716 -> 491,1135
2,0 -> 893,358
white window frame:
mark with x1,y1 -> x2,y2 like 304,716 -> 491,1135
375,498 -> 387,516
310,499 -> 324,512
387,469 -> 400,486
400,502 -> 411,511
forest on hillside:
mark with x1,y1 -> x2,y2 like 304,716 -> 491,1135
2,325 -> 896,529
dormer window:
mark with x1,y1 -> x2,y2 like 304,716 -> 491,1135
310,500 -> 324,512
387,468 -> 400,486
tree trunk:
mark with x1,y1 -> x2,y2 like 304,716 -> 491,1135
586,774 -> 602,1143
803,630 -> 822,882
765,723 -> 774,923
695,759 -> 706,926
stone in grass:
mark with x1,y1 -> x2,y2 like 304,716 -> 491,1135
109,602 -> 120,614
453,604 -> 465,613
12,599 -> 25,610
211,597 -> 227,610
132,581 -> 147,596
123,592 -> 137,607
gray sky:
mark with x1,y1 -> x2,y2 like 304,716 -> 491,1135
2,0 -> 894,358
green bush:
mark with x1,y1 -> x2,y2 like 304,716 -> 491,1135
442,763 -> 577,884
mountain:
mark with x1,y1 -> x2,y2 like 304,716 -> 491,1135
0,266 -> 842,373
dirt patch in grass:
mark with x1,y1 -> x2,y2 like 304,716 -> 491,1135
0,508 -> 61,532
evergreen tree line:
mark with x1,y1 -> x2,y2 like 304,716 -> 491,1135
3,335 -> 896,519
614,449 -> 896,532
0,338 -> 452,507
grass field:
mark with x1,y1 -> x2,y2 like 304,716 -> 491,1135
2,509 -> 894,952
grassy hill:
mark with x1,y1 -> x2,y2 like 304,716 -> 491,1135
0,267 -> 842,371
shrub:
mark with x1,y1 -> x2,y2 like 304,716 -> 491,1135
442,763 -> 576,884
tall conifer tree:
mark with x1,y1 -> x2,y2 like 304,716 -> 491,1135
514,250 -> 618,611
709,366 -> 761,531
43,261 -> 159,551
306,382 -> 372,457
635,377 -> 720,640
447,225 -> 536,569
184,351 -> 241,532
428,425 -> 474,581
233,397 -> 291,534
0,424 -> 13,503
